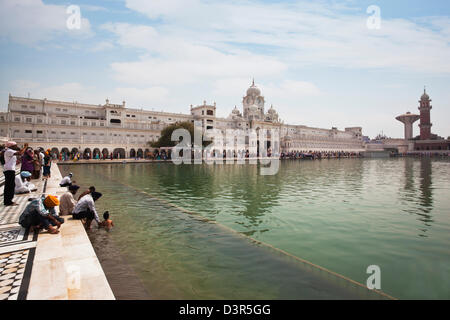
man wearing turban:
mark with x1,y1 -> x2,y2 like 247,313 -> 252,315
14,171 -> 37,194
19,195 -> 64,234
72,190 -> 102,230
59,184 -> 80,216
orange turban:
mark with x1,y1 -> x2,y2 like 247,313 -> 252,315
44,195 -> 59,207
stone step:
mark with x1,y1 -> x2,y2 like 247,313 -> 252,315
27,164 -> 115,300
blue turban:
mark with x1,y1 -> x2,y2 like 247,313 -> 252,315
20,171 -> 32,178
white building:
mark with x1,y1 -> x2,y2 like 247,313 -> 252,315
0,81 -> 364,158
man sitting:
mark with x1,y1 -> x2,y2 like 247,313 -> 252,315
15,171 -> 37,194
59,184 -> 80,216
72,191 -> 102,230
19,195 -> 64,234
59,173 -> 74,187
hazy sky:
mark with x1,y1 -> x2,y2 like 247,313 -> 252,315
0,0 -> 449,138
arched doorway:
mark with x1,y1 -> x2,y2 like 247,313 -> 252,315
145,148 -> 150,159
83,148 -> 92,159
130,149 -> 136,158
51,147 -> 59,159
71,148 -> 79,159
93,148 -> 101,159
113,148 -> 125,159
102,148 -> 109,159
61,147 -> 70,160
137,149 -> 144,158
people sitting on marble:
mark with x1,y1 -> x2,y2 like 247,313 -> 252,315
59,173 -> 75,187
59,184 -> 80,216
19,195 -> 64,234
14,171 -> 37,194
72,190 -> 102,230
77,185 -> 95,201
100,211 -> 114,231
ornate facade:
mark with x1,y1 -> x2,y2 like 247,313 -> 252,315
0,81 -> 364,158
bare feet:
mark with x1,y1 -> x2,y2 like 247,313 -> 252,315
47,226 -> 59,234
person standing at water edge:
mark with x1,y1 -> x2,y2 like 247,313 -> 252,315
21,147 -> 34,174
72,191 -> 102,230
42,150 -> 51,179
32,149 -> 42,179
59,184 -> 80,215
2,141 -> 28,206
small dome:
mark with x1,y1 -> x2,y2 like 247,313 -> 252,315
421,88 -> 429,100
268,105 -> 277,114
246,79 -> 261,96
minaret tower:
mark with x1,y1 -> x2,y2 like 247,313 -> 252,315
418,87 -> 432,140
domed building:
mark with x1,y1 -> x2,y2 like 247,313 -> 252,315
0,78 -> 366,158
265,105 -> 279,123
243,79 -> 265,120
228,106 -> 242,120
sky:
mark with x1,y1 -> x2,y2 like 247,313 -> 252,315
0,0 -> 449,139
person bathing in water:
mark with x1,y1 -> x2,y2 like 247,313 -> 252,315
100,211 -> 114,231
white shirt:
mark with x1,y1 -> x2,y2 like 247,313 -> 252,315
60,176 -> 72,185
59,192 -> 77,215
73,194 -> 100,223
14,175 -> 25,191
3,148 -> 17,171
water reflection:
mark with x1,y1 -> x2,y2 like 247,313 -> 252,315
417,158 -> 434,234
59,158 -> 450,299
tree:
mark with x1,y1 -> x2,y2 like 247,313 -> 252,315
148,121 -> 210,148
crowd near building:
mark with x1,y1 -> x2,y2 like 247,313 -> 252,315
0,81 -> 365,159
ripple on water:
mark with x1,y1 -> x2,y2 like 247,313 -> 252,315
60,158 -> 450,299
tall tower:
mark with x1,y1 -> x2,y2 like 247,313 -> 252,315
396,112 -> 420,140
418,87 -> 432,140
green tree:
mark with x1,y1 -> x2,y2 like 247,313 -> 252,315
148,121 -> 209,148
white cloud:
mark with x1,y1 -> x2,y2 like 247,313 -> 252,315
104,22 -> 287,85
9,80 -> 170,110
120,0 -> 450,74
114,86 -> 169,107
89,41 -> 115,52
0,0 -> 92,45
125,0 -> 200,19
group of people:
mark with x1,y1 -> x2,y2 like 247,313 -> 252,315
1,141 -> 54,206
18,172 -> 114,234
1,141 -> 114,234
280,150 -> 363,160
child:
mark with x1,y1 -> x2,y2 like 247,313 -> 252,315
101,211 -> 114,231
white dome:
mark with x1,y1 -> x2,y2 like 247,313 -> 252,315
268,105 -> 277,114
246,80 -> 261,96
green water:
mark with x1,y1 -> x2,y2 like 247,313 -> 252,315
61,158 -> 450,299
